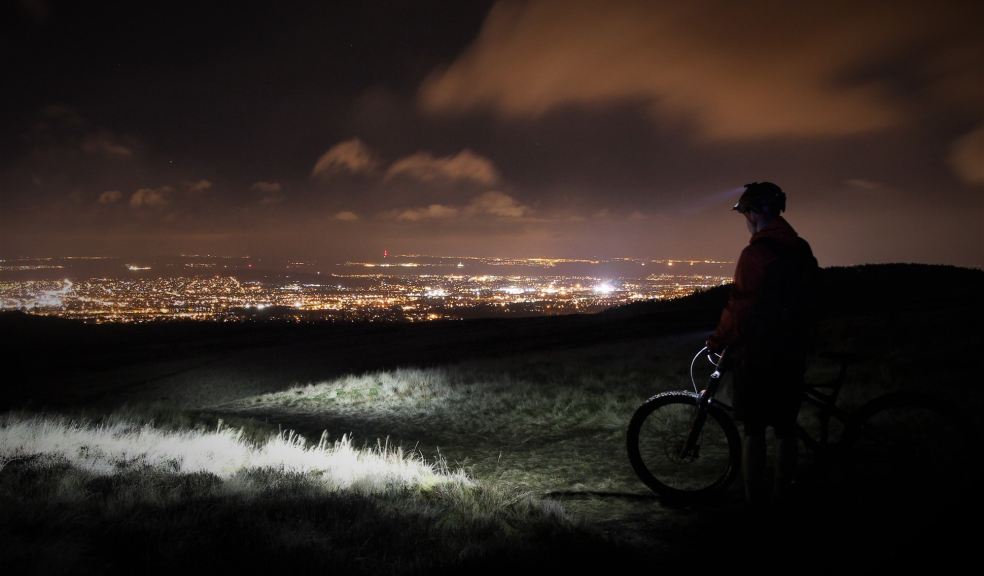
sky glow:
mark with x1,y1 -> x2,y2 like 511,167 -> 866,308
2,1 -> 981,266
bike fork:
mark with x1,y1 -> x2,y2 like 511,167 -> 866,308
680,370 -> 724,459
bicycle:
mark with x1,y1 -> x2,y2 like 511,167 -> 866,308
626,346 -> 971,502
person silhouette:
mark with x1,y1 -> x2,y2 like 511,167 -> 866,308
706,182 -> 819,509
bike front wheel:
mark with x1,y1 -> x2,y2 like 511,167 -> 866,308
627,391 -> 741,501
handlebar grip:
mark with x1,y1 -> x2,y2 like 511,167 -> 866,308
714,346 -> 732,373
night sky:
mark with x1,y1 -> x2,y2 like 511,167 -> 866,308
2,0 -> 982,266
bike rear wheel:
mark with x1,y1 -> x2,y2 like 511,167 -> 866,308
627,391 -> 741,501
844,392 -> 976,499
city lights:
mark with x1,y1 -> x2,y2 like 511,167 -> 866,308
593,282 -> 615,295
0,255 -> 732,323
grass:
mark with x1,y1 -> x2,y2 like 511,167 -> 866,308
219,332 -> 704,441
230,366 -> 643,441
198,333 -> 714,515
0,333 -> 705,574
0,459 -> 607,575
0,412 -> 471,493
1,413 -> 633,576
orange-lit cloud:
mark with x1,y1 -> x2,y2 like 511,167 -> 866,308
386,191 -> 532,223
81,131 -> 134,158
949,124 -> 984,186
844,179 -> 884,191
98,190 -> 123,205
251,181 -> 284,204
332,210 -> 360,221
420,0 -> 978,141
250,181 -> 282,194
258,195 -> 284,206
312,139 -> 377,178
129,187 -> 171,209
385,149 -> 500,185
185,179 -> 212,194
393,204 -> 460,222
465,190 -> 529,217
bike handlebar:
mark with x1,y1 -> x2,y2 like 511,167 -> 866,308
690,345 -> 729,393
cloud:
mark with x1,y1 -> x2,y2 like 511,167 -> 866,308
250,181 -> 282,194
466,191 -> 529,217
250,181 -> 284,205
81,131 -> 134,158
385,149 -> 500,185
393,204 -> 460,222
129,187 -> 171,209
185,179 -> 212,194
419,0 -> 979,140
948,124 -> 984,186
844,179 -> 884,191
332,210 -> 360,221
386,192 -> 531,223
312,139 -> 377,178
259,195 -> 284,205
98,190 -> 123,205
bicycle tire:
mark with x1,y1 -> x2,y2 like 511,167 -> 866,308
627,391 -> 741,501
843,392 -> 975,498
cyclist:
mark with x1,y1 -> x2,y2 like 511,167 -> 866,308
705,182 -> 819,509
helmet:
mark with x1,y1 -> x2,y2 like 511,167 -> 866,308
733,182 -> 786,213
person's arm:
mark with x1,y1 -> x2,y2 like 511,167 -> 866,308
707,244 -> 768,351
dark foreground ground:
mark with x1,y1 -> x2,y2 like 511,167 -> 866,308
2,264 -> 983,574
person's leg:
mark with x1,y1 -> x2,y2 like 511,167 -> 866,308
734,359 -> 769,509
772,387 -> 803,506
743,422 -> 768,508
773,428 -> 797,505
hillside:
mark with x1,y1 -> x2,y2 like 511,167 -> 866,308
2,263 -> 982,573
2,263 -> 980,410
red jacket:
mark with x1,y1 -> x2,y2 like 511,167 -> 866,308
708,216 -> 817,353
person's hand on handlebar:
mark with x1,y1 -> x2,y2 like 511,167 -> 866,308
705,336 -> 724,354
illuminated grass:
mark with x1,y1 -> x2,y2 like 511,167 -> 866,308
206,336 -> 706,503
0,413 -> 470,494
230,359 -> 673,441
0,414 -> 618,575
201,339 -> 700,511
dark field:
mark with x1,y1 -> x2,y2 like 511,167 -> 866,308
2,264 -> 982,575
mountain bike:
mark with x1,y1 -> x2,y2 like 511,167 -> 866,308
626,346 -> 971,502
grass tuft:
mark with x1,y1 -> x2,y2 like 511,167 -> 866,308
0,412 -> 470,495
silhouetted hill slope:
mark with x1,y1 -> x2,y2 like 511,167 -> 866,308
2,263 -> 981,410
603,262 -> 982,318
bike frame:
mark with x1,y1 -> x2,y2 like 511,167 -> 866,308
681,346 -> 854,459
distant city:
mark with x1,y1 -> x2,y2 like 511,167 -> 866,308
0,254 -> 733,323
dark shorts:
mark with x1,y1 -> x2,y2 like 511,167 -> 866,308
732,356 -> 805,437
